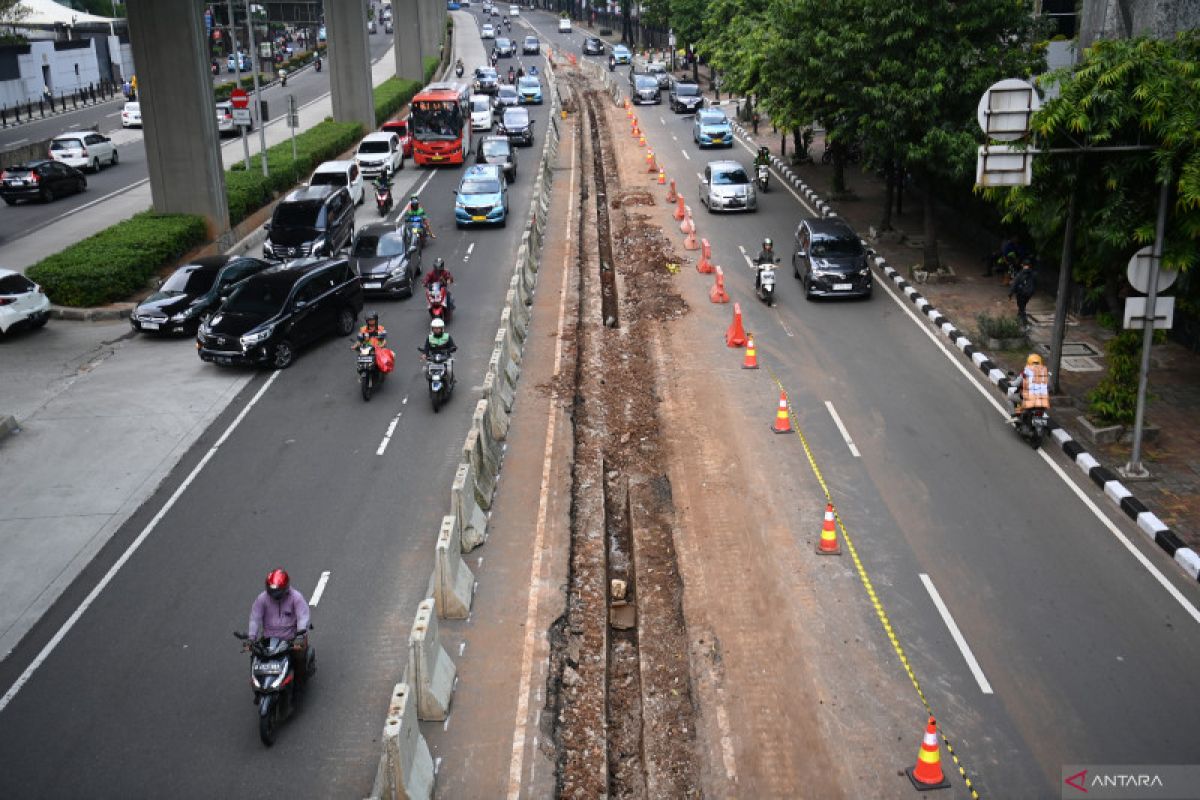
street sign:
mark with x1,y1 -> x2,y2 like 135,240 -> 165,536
1126,245 -> 1178,295
233,107 -> 252,126
230,88 -> 250,109
975,144 -> 1033,187
977,78 -> 1039,142
1124,296 -> 1175,330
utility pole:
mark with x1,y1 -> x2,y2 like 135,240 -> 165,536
244,0 -> 269,176
226,0 -> 251,171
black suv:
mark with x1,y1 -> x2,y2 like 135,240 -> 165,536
793,217 -> 873,300
262,185 -> 355,260
197,258 -> 364,369
498,107 -> 534,146
582,37 -> 605,56
668,78 -> 704,113
131,255 -> 273,335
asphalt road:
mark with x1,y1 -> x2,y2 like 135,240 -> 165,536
575,26 -> 1200,796
0,32 -> 394,248
0,16 -> 557,797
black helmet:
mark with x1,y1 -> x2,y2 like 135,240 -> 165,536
409,197 -> 420,209
365,311 -> 380,327
434,257 -> 445,271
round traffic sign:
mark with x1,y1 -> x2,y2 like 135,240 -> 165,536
976,78 -> 1039,142
1127,245 -> 1178,294
230,88 -> 250,109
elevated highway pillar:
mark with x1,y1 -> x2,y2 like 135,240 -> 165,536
126,0 -> 230,241
418,0 -> 439,66
394,0 -> 425,82
327,0 -> 376,129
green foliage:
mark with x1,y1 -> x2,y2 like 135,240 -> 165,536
26,213 -> 207,307
976,312 -> 1026,340
213,74 -> 273,102
1087,331 -> 1147,426
374,75 -> 424,124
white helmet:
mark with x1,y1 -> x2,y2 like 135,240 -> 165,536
431,318 -> 446,333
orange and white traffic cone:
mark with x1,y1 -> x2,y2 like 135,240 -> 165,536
638,134 -> 646,148
771,391 -> 792,434
708,267 -> 729,304
697,239 -> 714,273
906,717 -> 951,790
666,178 -> 677,202
657,167 -> 666,185
816,502 -> 841,555
725,302 -> 747,348
673,194 -> 686,221
742,333 -> 759,369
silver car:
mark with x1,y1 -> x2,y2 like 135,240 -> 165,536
699,160 -> 757,213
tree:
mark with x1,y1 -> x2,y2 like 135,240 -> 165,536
0,0 -> 30,25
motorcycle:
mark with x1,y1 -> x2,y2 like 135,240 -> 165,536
756,163 -> 770,192
315,58 -> 322,73
426,281 -> 452,323
1006,379 -> 1050,448
355,338 -> 394,401
455,63 -> 464,78
375,183 -> 393,216
422,351 -> 455,412
406,217 -> 427,250
754,256 -> 779,306
233,631 -> 314,746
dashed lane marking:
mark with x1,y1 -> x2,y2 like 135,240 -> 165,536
376,396 -> 408,455
680,149 -> 690,160
920,573 -> 992,694
309,571 -> 331,606
824,401 -> 861,458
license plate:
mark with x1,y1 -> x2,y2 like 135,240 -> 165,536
5,179 -> 22,186
215,356 -> 233,365
432,155 -> 444,161
141,321 -> 160,330
364,282 -> 382,289
833,283 -> 853,291
472,215 -> 486,221
358,355 -> 374,364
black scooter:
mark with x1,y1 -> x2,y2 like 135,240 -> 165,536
233,630 -> 314,746
421,350 -> 455,412
375,182 -> 393,216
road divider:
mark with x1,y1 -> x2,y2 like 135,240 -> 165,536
708,266 -> 729,304
369,683 -> 435,800
725,302 -> 746,347
451,463 -> 488,552
408,598 -> 457,720
435,515 -> 476,619
697,238 -> 714,273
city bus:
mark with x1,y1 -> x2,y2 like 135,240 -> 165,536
410,82 -> 472,166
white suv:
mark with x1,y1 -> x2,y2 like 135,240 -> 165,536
49,132 -> 118,172
354,132 -> 404,178
558,17 -> 571,32
310,160 -> 365,206
120,101 -> 141,127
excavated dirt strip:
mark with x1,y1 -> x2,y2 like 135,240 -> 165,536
550,71 -> 699,799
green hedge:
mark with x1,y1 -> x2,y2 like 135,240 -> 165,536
226,119 -> 365,226
213,73 -> 274,102
26,213 -> 207,307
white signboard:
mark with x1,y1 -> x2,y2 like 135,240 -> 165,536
1123,296 -> 1175,330
977,78 -> 1040,142
1126,245 -> 1178,295
975,144 -> 1032,187
233,107 -> 253,126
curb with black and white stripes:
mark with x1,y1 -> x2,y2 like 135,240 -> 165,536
728,120 -> 1200,585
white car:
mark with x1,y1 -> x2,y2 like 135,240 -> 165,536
469,94 -> 493,131
0,268 -> 50,337
48,132 -> 118,173
481,22 -> 495,38
355,131 -> 404,178
509,4 -> 519,16
310,159 -> 366,206
120,101 -> 141,128
558,17 -> 571,33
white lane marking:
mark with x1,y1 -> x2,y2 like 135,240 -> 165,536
105,112 -> 119,118
413,168 -> 437,197
0,371 -> 282,713
376,398 -> 408,456
465,242 -> 475,262
879,277 -> 1200,625
824,401 -> 861,457
309,571 -> 331,606
508,124 -> 575,800
920,573 -> 993,694
713,692 -> 739,782
659,116 -> 665,126
680,149 -> 690,160
734,135 -> 820,216
671,133 -> 678,141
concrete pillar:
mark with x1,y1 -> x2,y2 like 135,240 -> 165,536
126,0 -> 229,241
417,0 -> 438,71
327,0 -> 376,129
394,0 -> 424,81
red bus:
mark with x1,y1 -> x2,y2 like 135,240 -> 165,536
410,82 -> 472,166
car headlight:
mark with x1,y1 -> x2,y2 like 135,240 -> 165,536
812,269 -> 837,278
170,307 -> 199,323
390,266 -> 408,278
311,237 -> 326,254
455,199 -> 465,209
858,267 -> 871,277
240,326 -> 273,347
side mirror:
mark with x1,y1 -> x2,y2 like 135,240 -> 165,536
408,246 -> 418,256
263,222 -> 272,232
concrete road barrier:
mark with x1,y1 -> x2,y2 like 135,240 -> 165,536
369,683 -> 434,800
479,371 -> 511,441
434,515 -> 475,619
507,286 -> 531,333
452,461 -> 488,552
489,346 -> 516,412
407,598 -> 457,721
463,426 -> 498,509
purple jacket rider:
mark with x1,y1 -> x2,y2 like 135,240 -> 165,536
248,587 -> 311,640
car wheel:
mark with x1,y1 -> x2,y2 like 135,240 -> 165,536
271,340 -> 295,369
78,178 -> 87,194
793,257 -> 801,279
91,158 -> 101,173
40,186 -> 52,203
335,307 -> 356,337
111,150 -> 119,166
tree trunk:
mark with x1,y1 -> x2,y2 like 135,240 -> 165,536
832,143 -> 846,195
921,179 -> 940,271
880,161 -> 894,231
895,162 -> 904,216
780,130 -> 786,158
792,128 -> 801,161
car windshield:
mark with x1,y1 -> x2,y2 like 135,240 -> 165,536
124,103 -> 139,112
499,86 -> 517,98
635,76 -> 657,90
411,99 -> 464,140
674,84 -> 699,96
811,236 -> 864,257
477,68 -> 497,80
461,178 -> 502,194
503,109 -> 529,126
519,77 -> 539,89
648,65 -> 666,74
524,37 -> 537,46
699,112 -> 727,125
158,265 -> 213,295
222,279 -> 285,316
0,273 -> 34,294
713,168 -> 749,185
377,232 -> 408,257
471,98 -> 490,112
352,234 -> 381,257
497,38 -> 511,47
358,140 -> 391,154
482,140 -> 510,157
272,201 -> 322,228
310,171 -> 347,187
51,138 -> 83,150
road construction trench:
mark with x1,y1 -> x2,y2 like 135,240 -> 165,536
549,75 -> 700,799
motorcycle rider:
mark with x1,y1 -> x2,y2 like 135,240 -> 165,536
423,257 -> 456,309
754,237 -> 777,292
278,67 -> 287,87
402,196 -> 436,240
373,171 -> 392,204
419,318 -> 459,384
455,57 -> 464,77
507,65 -> 516,83
754,145 -> 770,171
356,311 -> 388,348
1009,353 -> 1051,420
314,55 -> 322,72
247,569 -> 313,691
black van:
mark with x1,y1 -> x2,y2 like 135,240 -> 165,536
197,257 -> 364,369
262,185 -> 356,260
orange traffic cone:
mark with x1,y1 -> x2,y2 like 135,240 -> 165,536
683,213 -> 699,250
726,303 -> 747,348
906,717 -> 951,790
624,98 -> 630,110
771,391 -> 792,434
816,503 -> 841,555
647,151 -> 658,173
666,178 -> 677,202
742,333 -> 759,369
709,267 -> 729,304
697,239 -> 714,273
638,134 -> 646,148
657,167 -> 666,185
673,194 -> 685,221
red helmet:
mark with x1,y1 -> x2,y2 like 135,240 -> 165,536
265,569 -> 290,600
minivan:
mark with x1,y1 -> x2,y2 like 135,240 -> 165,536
263,185 -> 356,260
309,160 -> 365,206
793,217 -> 873,300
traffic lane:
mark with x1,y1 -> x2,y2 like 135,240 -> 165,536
0,94 -> 550,796
644,114 -> 1200,786
0,97 -> 126,149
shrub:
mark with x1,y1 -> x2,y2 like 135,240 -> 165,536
976,312 -> 1026,341
213,74 -> 272,101
26,213 -> 207,307
1087,331 -> 1147,426
374,76 -> 424,124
